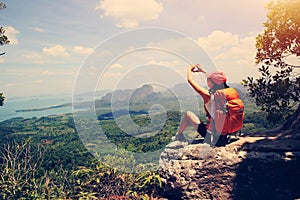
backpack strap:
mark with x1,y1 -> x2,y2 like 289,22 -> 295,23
209,92 -> 216,120
209,92 -> 223,135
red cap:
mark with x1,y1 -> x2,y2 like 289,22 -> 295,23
206,72 -> 227,85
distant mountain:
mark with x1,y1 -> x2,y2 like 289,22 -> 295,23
74,90 -> 111,99
130,84 -> 159,103
96,84 -> 160,107
171,83 -> 197,97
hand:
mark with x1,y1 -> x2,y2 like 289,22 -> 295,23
189,64 -> 205,73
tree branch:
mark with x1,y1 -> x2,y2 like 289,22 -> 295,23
288,64 -> 300,68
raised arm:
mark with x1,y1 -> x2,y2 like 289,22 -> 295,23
187,64 -> 210,103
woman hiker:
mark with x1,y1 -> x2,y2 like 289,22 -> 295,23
172,64 -> 244,146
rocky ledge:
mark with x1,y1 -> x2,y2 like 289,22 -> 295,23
158,132 -> 300,200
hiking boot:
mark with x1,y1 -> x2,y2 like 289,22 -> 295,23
171,133 -> 186,142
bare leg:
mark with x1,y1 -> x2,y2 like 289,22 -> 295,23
177,111 -> 201,134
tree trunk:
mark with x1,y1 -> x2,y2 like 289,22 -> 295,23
259,104 -> 300,136
281,104 -> 300,134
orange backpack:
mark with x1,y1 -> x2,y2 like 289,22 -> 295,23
207,88 -> 244,134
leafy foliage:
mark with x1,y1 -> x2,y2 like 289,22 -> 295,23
0,26 -> 9,46
0,140 -> 46,199
0,2 -> 9,49
255,0 -> 300,65
0,2 -> 6,10
0,2 -> 8,105
71,161 -> 163,199
0,93 -> 4,106
243,0 -> 300,123
0,139 -> 164,199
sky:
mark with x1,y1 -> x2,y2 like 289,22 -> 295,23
0,0 -> 270,98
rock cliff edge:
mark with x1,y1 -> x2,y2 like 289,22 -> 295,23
158,131 -> 300,199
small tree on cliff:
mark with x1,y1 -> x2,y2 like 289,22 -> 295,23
244,0 -> 300,131
0,2 -> 9,106
0,2 -> 9,50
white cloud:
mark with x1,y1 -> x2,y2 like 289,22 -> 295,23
96,0 -> 163,28
198,30 -> 239,52
4,26 -> 19,45
33,27 -> 46,33
197,30 -> 259,82
110,63 -> 124,69
23,53 -> 44,64
41,68 -> 77,77
197,31 -> 256,65
213,35 -> 256,64
42,45 -> 70,57
73,46 -> 94,55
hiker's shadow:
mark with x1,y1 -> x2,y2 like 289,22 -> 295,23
189,138 -> 204,144
231,133 -> 300,200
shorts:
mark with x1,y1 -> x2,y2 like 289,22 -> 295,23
197,122 -> 207,138
197,122 -> 228,147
